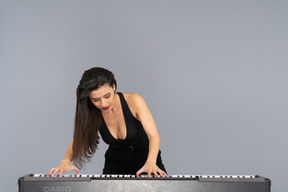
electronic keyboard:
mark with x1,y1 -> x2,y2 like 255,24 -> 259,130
18,174 -> 271,192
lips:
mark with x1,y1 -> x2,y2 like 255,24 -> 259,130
102,106 -> 110,111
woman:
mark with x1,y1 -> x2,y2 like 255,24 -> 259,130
48,67 -> 167,177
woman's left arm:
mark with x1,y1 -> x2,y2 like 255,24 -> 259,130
131,94 -> 167,177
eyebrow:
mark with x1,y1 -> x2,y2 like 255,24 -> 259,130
91,92 -> 111,100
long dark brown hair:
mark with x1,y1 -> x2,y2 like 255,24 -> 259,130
72,67 -> 117,168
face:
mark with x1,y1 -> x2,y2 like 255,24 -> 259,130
89,83 -> 116,112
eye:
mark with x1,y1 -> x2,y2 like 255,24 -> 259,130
105,94 -> 111,99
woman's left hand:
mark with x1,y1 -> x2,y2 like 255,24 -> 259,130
136,160 -> 167,178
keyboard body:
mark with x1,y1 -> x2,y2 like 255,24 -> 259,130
18,174 -> 271,192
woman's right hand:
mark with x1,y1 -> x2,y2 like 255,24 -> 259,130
47,160 -> 80,176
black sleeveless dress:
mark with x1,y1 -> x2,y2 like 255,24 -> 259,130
99,92 -> 166,174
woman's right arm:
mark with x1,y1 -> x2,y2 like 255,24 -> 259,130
47,140 -> 80,176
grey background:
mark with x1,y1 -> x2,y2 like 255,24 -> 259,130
0,0 -> 287,191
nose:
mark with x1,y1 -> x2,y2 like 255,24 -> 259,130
100,99 -> 107,107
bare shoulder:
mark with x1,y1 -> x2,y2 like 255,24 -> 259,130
122,93 -> 147,115
122,92 -> 145,106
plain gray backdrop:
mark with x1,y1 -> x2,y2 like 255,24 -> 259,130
0,0 -> 287,191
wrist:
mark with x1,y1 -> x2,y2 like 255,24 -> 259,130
61,160 -> 71,164
146,159 -> 157,164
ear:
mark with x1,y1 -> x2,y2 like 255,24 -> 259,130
113,84 -> 116,92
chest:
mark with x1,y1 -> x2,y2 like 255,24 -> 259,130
100,111 -> 148,146
102,110 -> 127,140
